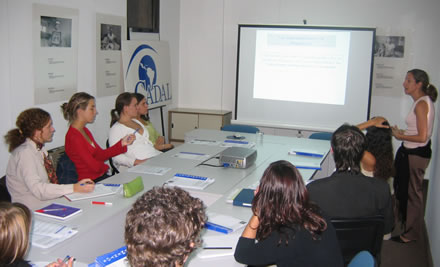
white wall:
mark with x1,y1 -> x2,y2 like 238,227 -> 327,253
0,0 -> 180,174
177,0 -> 440,265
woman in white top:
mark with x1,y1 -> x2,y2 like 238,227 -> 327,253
391,69 -> 437,243
109,93 -> 161,170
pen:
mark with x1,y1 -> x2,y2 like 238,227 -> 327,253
133,128 -> 141,134
80,181 -> 93,186
289,151 -> 324,158
295,166 -> 322,170
203,247 -> 233,249
62,255 -> 70,263
35,208 -> 67,212
92,201 -> 113,206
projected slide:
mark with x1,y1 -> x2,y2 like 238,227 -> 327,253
253,30 -> 350,105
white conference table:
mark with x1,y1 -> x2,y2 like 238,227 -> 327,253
26,129 -> 331,266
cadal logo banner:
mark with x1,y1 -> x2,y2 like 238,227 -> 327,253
122,40 -> 172,108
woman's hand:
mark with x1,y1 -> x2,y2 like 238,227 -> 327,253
391,125 -> 405,140
134,158 -> 147,166
46,257 -> 74,267
241,214 -> 260,239
121,134 -> 136,146
73,179 -> 95,193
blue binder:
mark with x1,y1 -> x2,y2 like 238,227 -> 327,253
232,188 -> 254,207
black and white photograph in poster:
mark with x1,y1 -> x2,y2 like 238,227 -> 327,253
122,40 -> 172,109
40,16 -> 72,47
96,13 -> 126,97
372,32 -> 412,97
100,23 -> 121,51
33,4 -> 78,104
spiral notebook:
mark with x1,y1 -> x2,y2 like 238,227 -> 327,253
34,203 -> 82,221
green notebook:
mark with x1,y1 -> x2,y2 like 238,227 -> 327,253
123,176 -> 144,198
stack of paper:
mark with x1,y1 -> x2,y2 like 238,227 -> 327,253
31,219 -> 78,249
165,173 -> 215,190
205,213 -> 247,234
64,184 -> 121,201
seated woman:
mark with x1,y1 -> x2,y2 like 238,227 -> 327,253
234,160 -> 343,267
134,93 -> 173,151
62,92 -> 134,182
0,202 -> 74,267
5,108 -> 94,209
109,93 -> 161,170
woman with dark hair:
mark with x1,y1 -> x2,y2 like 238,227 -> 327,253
62,92 -> 134,182
390,69 -> 437,243
0,202 -> 74,267
234,160 -> 343,267
5,108 -> 94,209
133,93 -> 173,151
109,92 -> 161,170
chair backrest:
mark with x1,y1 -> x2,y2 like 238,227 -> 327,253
309,132 -> 333,140
331,216 -> 384,266
106,139 -> 119,175
348,251 -> 376,267
56,153 -> 78,184
221,124 -> 260,134
0,175 -> 11,202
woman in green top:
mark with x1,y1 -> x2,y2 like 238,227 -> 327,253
134,93 -> 174,151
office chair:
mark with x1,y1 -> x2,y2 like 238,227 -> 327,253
309,132 -> 332,140
0,175 -> 11,202
221,124 -> 260,134
331,215 -> 384,266
106,139 -> 119,175
348,251 -> 376,267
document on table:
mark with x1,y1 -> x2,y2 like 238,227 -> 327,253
165,173 -> 215,190
188,139 -> 220,146
221,140 -> 255,148
64,184 -> 121,201
31,219 -> 78,249
172,151 -> 211,160
196,231 -> 242,259
127,165 -> 171,175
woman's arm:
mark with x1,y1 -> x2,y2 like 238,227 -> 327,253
392,100 -> 429,143
357,117 -> 388,130
241,214 -> 259,239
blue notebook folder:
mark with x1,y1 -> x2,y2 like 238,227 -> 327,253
232,188 -> 254,207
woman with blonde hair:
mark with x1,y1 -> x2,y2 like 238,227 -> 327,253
62,92 -> 134,182
0,202 -> 74,267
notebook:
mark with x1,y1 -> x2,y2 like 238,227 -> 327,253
34,203 -> 82,221
232,188 -> 254,207
64,183 -> 121,202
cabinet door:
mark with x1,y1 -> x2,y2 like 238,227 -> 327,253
199,114 -> 223,130
171,113 -> 198,140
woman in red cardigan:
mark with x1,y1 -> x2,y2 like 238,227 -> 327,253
62,92 -> 135,182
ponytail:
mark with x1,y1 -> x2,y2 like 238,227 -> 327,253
110,109 -> 119,127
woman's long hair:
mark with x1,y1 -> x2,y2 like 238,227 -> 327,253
110,92 -> 136,127
253,160 -> 327,244
366,121 -> 395,179
4,108 -> 51,152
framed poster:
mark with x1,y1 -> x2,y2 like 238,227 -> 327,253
33,4 -> 78,104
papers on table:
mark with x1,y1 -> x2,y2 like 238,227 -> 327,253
288,148 -> 324,158
188,139 -> 221,146
206,213 -> 247,234
64,184 -> 121,202
127,165 -> 171,175
165,173 -> 215,190
31,219 -> 78,249
172,151 -> 211,160
196,231 -> 242,259
221,140 -> 255,148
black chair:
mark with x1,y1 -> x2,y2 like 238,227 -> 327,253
0,175 -> 11,202
106,139 -> 119,175
331,216 -> 384,266
56,153 -> 79,184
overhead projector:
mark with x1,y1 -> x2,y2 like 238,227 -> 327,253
219,147 -> 257,169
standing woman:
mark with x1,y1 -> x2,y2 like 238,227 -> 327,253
62,92 -> 134,182
391,69 -> 437,243
109,92 -> 161,170
234,160 -> 343,267
134,93 -> 173,151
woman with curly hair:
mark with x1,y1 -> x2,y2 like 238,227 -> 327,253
234,160 -> 343,267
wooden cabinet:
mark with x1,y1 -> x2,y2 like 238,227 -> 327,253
168,108 -> 232,142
